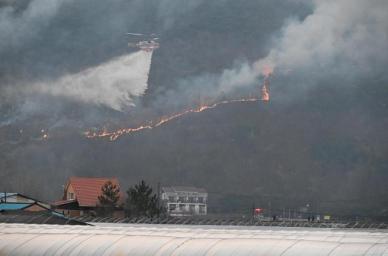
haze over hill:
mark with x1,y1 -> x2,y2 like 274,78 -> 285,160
0,0 -> 387,216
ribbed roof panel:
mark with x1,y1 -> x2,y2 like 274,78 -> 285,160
1,224 -> 388,255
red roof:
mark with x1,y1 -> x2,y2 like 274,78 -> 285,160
66,177 -> 122,207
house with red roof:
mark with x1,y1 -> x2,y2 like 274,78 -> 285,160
53,177 -> 124,217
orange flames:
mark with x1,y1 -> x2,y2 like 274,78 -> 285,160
261,76 -> 270,101
85,98 -> 261,141
86,69 -> 272,141
261,66 -> 272,102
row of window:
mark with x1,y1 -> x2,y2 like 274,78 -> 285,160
168,203 -> 206,213
167,196 -> 206,203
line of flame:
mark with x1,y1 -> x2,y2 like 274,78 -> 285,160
261,75 -> 270,101
84,97 -> 262,141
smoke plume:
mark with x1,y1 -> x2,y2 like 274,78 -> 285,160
192,0 -> 388,101
19,51 -> 152,111
0,0 -> 67,52
255,0 -> 388,79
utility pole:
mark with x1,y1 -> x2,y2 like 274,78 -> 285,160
157,182 -> 161,218
268,200 -> 272,219
251,202 -> 255,223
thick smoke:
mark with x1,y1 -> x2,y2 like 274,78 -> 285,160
194,0 -> 388,100
255,0 -> 388,80
27,51 -> 153,111
2,0 -> 387,116
0,0 -> 222,125
0,0 -> 67,52
156,0 -> 206,30
1,0 -> 386,123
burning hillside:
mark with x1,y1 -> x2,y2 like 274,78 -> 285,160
85,71 -> 272,141
85,97 -> 261,141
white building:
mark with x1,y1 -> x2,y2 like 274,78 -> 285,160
161,186 -> 207,216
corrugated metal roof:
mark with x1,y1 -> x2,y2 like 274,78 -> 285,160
71,216 -> 388,229
0,223 -> 387,255
0,211 -> 88,225
0,192 -> 48,206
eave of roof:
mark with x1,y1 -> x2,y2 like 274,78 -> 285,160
52,199 -> 77,207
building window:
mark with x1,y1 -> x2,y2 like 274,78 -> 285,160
189,204 -> 196,213
179,204 -> 186,211
199,205 -> 206,214
168,196 -> 175,202
68,192 -> 74,200
188,197 -> 195,203
169,204 -> 176,211
198,197 -> 204,203
178,196 -> 186,203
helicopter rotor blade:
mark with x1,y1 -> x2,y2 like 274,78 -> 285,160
127,32 -> 144,36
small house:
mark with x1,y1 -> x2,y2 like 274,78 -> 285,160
52,177 -> 124,217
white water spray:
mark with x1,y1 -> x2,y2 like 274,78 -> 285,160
31,50 -> 153,111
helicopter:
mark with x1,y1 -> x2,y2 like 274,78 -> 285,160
127,33 -> 160,52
